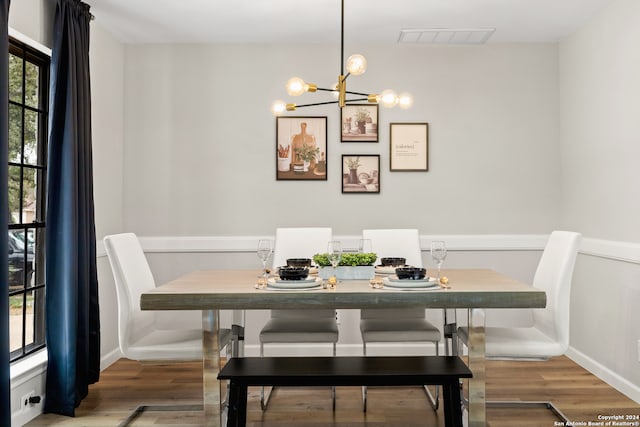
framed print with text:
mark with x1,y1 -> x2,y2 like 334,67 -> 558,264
276,116 -> 327,180
389,123 -> 428,171
342,155 -> 380,193
340,104 -> 378,142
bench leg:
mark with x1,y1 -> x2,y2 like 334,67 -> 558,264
226,381 -> 247,427
442,381 -> 464,427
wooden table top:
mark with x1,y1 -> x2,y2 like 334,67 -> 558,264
140,268 -> 546,311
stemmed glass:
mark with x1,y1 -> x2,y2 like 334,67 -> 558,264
358,239 -> 372,254
257,239 -> 273,288
430,240 -> 447,281
327,240 -> 342,288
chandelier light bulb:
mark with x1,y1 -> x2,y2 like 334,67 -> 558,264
346,54 -> 367,75
398,92 -> 414,109
286,77 -> 306,96
380,89 -> 398,108
271,100 -> 287,115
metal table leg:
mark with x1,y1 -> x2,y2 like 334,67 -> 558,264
467,308 -> 486,427
203,309 -> 222,427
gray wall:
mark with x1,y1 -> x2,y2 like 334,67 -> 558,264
122,43 -> 561,235
559,0 -> 640,399
90,23 -> 126,362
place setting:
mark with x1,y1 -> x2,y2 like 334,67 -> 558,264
255,240 -> 325,291
370,267 -> 440,291
264,266 -> 324,291
369,242 -> 451,290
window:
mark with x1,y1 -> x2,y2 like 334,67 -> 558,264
8,37 -> 49,362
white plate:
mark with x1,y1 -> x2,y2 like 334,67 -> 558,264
375,266 -> 403,275
376,286 -> 440,292
383,276 -> 439,289
267,277 -> 322,289
264,284 -> 323,291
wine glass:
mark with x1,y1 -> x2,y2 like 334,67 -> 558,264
327,240 -> 342,288
358,238 -> 372,254
430,240 -> 447,281
257,239 -> 273,287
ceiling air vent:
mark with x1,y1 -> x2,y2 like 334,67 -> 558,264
398,28 -> 495,45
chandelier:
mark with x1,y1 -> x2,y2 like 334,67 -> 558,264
271,0 -> 413,115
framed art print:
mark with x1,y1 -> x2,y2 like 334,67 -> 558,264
342,155 -> 380,193
340,104 -> 378,142
389,123 -> 428,171
276,116 -> 327,180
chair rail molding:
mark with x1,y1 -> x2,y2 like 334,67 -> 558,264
95,234 -> 640,265
580,237 -> 640,265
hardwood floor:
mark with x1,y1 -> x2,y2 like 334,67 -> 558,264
26,356 -> 639,427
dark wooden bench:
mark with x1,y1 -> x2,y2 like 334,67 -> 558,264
218,355 -> 472,427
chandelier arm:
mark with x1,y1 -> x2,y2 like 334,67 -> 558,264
292,97 -> 371,109
344,90 -> 371,97
294,100 -> 341,108
314,87 -> 371,96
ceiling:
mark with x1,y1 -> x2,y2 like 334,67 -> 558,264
88,0 -> 614,45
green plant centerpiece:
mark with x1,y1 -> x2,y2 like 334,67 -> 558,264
313,252 -> 377,267
313,252 -> 377,280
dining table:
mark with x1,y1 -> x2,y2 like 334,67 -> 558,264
140,268 -> 546,427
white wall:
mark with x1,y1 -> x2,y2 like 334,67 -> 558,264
90,22 -> 126,365
8,0 -> 53,47
122,43 -> 561,235
559,0 -> 640,399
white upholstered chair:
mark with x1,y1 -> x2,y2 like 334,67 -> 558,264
104,233 -> 236,423
457,230 -> 582,421
258,227 -> 339,410
359,229 -> 442,412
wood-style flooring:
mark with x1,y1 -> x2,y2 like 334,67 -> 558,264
25,356 -> 640,427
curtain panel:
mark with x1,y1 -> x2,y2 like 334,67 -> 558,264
1,0 -> 11,425
44,0 -> 99,416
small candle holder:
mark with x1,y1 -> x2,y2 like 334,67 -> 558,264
327,276 -> 338,290
369,278 -> 384,289
255,276 -> 268,289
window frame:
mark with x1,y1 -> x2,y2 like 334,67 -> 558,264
8,36 -> 49,363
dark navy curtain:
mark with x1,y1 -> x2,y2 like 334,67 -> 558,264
44,0 -> 99,416
1,0 -> 11,425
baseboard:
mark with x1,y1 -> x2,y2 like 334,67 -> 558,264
101,348 -> 122,371
566,346 -> 640,404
